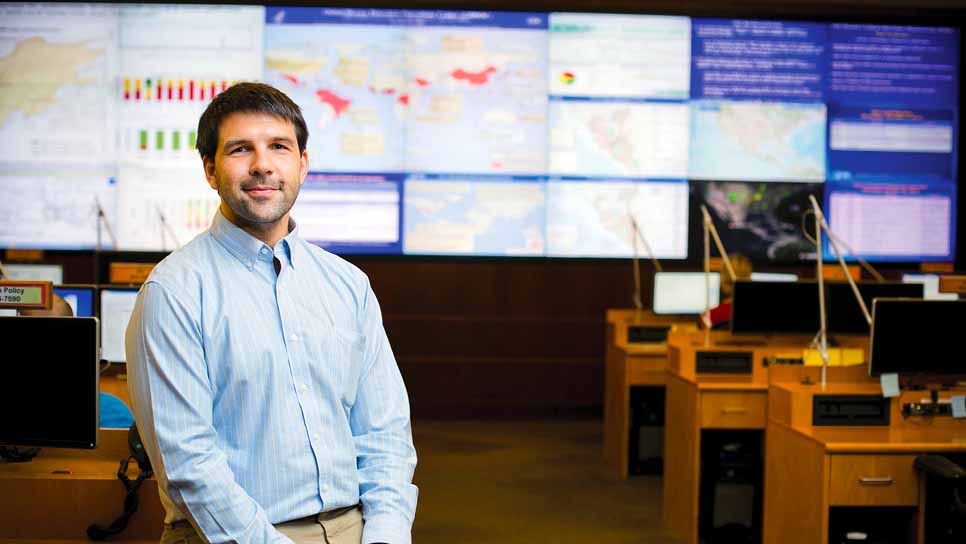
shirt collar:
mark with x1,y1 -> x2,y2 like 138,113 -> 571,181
209,209 -> 301,270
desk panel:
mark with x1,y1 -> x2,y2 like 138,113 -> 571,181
0,430 -> 163,542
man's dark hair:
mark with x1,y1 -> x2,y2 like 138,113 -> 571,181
196,82 -> 308,162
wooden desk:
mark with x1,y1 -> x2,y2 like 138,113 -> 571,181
764,381 -> 966,544
662,331 -> 846,544
100,364 -> 132,407
0,429 -> 164,542
603,309 -> 697,479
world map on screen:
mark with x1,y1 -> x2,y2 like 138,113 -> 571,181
403,178 -> 545,255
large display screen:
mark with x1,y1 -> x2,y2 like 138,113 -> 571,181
0,3 -> 959,262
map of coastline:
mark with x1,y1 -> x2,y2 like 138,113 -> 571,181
689,100 -> 826,182
0,37 -> 103,125
404,179 -> 545,255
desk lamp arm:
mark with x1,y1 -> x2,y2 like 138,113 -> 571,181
808,195 -> 872,327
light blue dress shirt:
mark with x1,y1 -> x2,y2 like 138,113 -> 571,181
125,210 -> 417,544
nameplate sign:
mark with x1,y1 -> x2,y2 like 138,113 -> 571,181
4,249 -> 44,262
921,262 -> 954,273
0,280 -> 53,310
110,262 -> 156,284
822,264 -> 860,281
938,275 -> 966,295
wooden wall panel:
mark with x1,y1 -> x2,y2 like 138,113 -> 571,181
357,258 -> 633,418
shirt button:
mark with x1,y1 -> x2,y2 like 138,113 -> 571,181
290,333 -> 299,342
298,383 -> 308,392
260,247 -> 269,255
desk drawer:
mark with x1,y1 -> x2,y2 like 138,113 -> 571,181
829,455 -> 918,506
627,356 -> 667,385
700,391 -> 766,429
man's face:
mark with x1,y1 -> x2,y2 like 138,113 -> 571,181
203,112 -> 308,230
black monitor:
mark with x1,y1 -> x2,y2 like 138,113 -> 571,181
0,317 -> 99,449
731,280 -> 820,335
826,282 -> 924,335
869,299 -> 966,377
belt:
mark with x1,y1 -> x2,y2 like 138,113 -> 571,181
166,503 -> 361,529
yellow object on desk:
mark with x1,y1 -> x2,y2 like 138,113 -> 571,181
803,347 -> 864,367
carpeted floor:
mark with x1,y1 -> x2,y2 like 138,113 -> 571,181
410,420 -> 664,543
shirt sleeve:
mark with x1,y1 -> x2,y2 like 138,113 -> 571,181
350,281 -> 418,544
126,281 -> 294,544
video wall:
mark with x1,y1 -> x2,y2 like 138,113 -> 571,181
0,3 -> 959,261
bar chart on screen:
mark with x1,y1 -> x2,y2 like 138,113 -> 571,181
116,166 -> 219,251
118,4 -> 264,169
121,125 -> 200,166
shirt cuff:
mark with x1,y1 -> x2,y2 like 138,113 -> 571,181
362,513 -> 412,544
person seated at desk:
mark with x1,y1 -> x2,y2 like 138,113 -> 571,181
20,294 -> 135,429
701,254 -> 752,330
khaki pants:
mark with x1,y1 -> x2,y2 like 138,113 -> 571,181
160,504 -> 363,544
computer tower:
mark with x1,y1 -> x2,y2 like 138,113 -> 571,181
828,506 -> 916,544
698,430 -> 763,544
628,386 -> 664,475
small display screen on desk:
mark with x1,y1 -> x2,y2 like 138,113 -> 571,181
98,288 -> 139,364
869,299 -> 966,376
653,272 -> 720,315
628,325 -> 671,343
0,316 -> 99,449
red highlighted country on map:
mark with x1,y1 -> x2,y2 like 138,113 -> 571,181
316,89 -> 351,116
451,66 -> 496,86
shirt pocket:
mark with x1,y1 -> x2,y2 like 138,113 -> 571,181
328,326 -> 366,413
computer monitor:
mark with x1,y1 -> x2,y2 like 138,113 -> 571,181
869,299 -> 966,377
1,263 -> 63,284
902,273 -> 960,301
731,280 -> 820,334
54,286 -> 95,317
652,272 -> 721,315
98,288 -> 140,363
0,317 -> 99,449
750,272 -> 799,283
826,282 -> 924,335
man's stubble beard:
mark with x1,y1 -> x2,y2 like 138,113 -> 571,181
216,173 -> 298,227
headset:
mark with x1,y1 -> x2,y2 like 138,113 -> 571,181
87,424 -> 153,541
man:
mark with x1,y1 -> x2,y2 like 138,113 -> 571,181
125,83 -> 417,544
